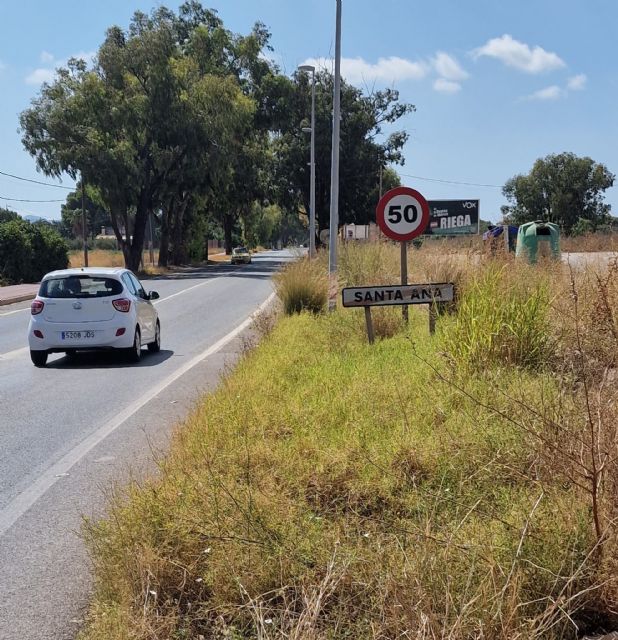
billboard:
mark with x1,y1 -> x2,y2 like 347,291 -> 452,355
426,200 -> 480,235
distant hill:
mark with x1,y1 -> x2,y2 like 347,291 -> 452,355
22,214 -> 49,223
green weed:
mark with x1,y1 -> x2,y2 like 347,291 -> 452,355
440,261 -> 553,371
274,257 -> 327,315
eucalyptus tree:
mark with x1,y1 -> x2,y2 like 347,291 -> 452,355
271,70 -> 414,237
20,3 -> 265,271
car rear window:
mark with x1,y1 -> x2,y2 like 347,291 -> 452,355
234,247 -> 248,253
39,275 -> 123,298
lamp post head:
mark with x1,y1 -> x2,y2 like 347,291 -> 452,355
298,64 -> 315,74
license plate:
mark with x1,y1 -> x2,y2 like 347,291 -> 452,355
61,330 -> 95,340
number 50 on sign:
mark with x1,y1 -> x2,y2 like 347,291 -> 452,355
376,187 -> 430,242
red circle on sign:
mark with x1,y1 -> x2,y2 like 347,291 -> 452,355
376,186 -> 430,241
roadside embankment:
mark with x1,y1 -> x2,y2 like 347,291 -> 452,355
79,244 -> 618,639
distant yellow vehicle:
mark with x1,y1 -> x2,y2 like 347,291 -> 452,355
231,246 -> 252,265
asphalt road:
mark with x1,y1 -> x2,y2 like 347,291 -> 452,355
0,250 -> 292,640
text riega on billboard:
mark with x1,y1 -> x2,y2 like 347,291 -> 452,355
427,200 -> 480,235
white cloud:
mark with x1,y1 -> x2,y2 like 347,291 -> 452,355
473,34 -> 565,74
525,85 -> 564,101
433,52 -> 468,81
300,56 -> 428,85
433,78 -> 462,94
567,73 -> 587,90
25,68 -> 56,85
25,50 -> 95,85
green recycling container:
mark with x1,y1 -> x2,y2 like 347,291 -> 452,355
515,220 -> 560,263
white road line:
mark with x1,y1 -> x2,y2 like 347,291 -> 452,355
0,347 -> 28,361
153,269 -> 241,306
0,307 -> 29,318
0,292 -> 276,537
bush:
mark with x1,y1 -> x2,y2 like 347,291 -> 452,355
274,257 -> 327,315
0,219 -> 68,283
30,222 -> 70,278
440,261 -> 553,371
93,237 -> 118,251
0,220 -> 33,283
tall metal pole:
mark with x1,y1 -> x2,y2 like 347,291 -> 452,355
148,210 -> 155,266
81,173 -> 88,267
309,69 -> 316,259
328,0 -> 342,310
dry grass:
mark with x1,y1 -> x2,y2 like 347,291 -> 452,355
69,249 -> 130,268
78,242 -> 618,640
274,256 -> 327,315
561,233 -> 618,253
207,251 -> 231,263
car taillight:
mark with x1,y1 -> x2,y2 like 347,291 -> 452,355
112,298 -> 131,313
31,300 -> 44,315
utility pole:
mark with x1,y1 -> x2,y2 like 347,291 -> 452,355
148,211 -> 155,265
298,64 -> 317,259
328,0 -> 342,310
81,173 -> 88,267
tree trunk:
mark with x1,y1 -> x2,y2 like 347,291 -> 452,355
170,196 -> 190,265
126,189 -> 149,272
109,205 -> 130,264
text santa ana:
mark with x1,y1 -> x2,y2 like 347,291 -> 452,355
342,283 -> 454,308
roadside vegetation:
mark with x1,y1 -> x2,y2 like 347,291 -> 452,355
80,242 -> 618,639
0,207 -> 68,284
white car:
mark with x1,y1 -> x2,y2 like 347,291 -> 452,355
28,268 -> 161,367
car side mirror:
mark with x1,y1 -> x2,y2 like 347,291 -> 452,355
148,291 -> 160,300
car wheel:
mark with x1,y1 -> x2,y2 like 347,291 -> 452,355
125,327 -> 141,363
148,321 -> 161,353
30,350 -> 48,367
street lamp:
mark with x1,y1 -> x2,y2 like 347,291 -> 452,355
328,0 -> 342,310
298,64 -> 316,259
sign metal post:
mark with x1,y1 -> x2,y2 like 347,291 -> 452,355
400,241 -> 408,323
376,186 -> 430,325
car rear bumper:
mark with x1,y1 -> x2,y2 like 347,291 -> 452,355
28,318 -> 135,351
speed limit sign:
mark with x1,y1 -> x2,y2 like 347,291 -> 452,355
376,187 -> 430,241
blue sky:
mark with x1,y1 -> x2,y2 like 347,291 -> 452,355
1,0 -> 616,223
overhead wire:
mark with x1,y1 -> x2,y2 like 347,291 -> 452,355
398,172 -> 503,189
0,169 -> 74,190
0,196 -> 65,203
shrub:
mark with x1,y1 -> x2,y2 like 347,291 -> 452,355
30,222 -> 70,277
0,219 -> 68,283
441,261 -> 553,371
274,257 -> 327,315
93,237 -> 118,251
0,220 -> 33,283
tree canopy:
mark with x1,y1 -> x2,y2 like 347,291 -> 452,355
502,152 -> 614,234
20,2 -> 414,269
